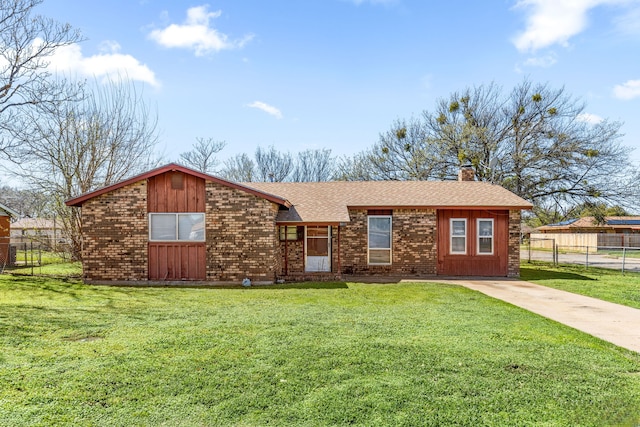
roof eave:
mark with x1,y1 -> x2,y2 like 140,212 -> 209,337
65,163 -> 291,208
0,202 -> 19,218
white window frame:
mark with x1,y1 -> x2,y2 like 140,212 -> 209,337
149,213 -> 206,242
450,218 -> 467,255
368,215 -> 392,265
476,218 -> 494,255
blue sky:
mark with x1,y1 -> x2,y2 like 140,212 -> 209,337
35,0 -> 640,166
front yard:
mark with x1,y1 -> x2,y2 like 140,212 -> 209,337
1,270 -> 640,426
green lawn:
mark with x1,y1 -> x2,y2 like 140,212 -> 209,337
522,263 -> 640,310
1,274 -> 640,426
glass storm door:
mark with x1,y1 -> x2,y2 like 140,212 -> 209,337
305,226 -> 331,272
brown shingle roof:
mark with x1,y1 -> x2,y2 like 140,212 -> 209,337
246,181 -> 533,223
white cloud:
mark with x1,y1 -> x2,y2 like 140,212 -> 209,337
148,5 -> 253,56
511,0 -> 622,52
577,113 -> 604,124
247,101 -> 283,119
522,53 -> 558,67
613,79 -> 640,99
48,40 -> 159,87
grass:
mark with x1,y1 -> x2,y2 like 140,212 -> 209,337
1,274 -> 640,426
601,249 -> 640,259
6,250 -> 81,277
522,262 -> 640,310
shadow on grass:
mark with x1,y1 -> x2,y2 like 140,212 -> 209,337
267,282 -> 349,290
521,266 -> 595,282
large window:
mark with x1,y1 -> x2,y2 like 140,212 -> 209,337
149,213 -> 205,242
368,216 -> 392,264
450,218 -> 467,254
477,219 -> 494,255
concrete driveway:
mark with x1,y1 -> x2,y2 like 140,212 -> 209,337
420,278 -> 640,354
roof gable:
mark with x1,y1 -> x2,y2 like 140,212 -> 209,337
0,202 -> 18,218
65,163 -> 291,208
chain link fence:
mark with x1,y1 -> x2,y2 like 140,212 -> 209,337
1,240 -> 73,275
523,237 -> 640,273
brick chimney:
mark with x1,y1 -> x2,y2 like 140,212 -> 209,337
458,164 -> 475,182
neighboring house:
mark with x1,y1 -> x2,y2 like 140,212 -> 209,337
66,163 -> 532,284
535,216 -> 640,234
10,218 -> 63,247
0,202 -> 19,266
533,216 -> 640,249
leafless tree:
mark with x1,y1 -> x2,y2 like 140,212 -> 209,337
9,78 -> 160,259
254,146 -> 293,182
178,137 -> 226,174
0,185 -> 50,218
291,149 -> 334,182
0,0 -> 82,158
220,153 -> 256,182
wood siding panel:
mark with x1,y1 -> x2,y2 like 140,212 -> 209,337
148,172 -> 205,213
437,209 -> 509,276
147,171 -> 206,280
0,216 -> 9,264
148,243 -> 206,280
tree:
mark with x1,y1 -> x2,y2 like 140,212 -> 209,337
0,0 -> 82,158
340,80 -> 637,211
178,137 -> 226,174
0,185 -> 50,217
9,78 -> 160,259
291,148 -> 335,182
220,153 -> 255,182
254,145 -> 293,182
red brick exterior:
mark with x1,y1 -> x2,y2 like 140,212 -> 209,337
508,210 -> 522,278
339,208 -> 438,276
80,181 -> 148,281
77,178 -> 522,283
205,181 -> 280,282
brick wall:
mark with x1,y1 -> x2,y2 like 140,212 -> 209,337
340,208 -> 437,276
508,210 -> 522,277
279,235 -> 304,275
205,181 -> 280,282
80,181 -> 148,281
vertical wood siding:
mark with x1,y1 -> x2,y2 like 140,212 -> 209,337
148,171 -> 206,280
437,209 -> 509,276
0,216 -> 9,265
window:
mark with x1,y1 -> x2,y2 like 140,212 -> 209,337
450,218 -> 467,254
477,219 -> 494,255
279,226 -> 300,241
149,213 -> 205,241
368,216 -> 392,264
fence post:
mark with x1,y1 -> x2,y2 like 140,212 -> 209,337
30,241 -> 34,276
622,248 -> 626,275
585,246 -> 589,270
553,240 -> 558,266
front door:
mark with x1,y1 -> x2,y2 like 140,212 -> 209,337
305,226 -> 331,272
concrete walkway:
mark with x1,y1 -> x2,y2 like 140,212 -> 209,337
420,278 -> 640,354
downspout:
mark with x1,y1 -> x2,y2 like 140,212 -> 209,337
337,224 -> 341,275
284,228 -> 288,276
